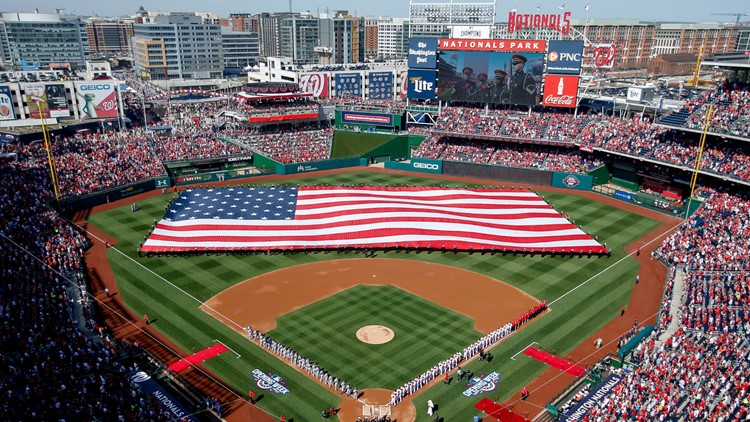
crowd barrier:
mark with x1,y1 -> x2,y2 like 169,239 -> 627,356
59,177 -> 164,212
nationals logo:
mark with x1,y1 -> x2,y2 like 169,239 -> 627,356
299,73 -> 329,98
399,71 -> 409,98
542,75 -> 579,108
251,369 -> 290,395
592,44 -> 617,68
463,372 -> 500,397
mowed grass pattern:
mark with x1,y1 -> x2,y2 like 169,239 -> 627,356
269,285 -> 481,389
86,170 -> 662,421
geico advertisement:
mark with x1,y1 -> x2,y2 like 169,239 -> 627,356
75,82 -> 118,118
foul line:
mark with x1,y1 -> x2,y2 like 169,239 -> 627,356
511,341 -> 538,361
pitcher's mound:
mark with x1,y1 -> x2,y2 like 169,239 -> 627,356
356,325 -> 395,344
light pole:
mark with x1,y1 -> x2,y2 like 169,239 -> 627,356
34,99 -> 61,202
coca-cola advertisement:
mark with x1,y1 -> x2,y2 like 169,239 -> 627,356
74,81 -> 118,119
298,73 -> 329,98
542,75 -> 579,108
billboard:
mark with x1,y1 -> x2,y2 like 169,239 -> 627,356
406,69 -> 437,100
398,70 -> 409,99
299,72 -> 330,98
334,73 -> 362,98
45,84 -> 69,118
367,71 -> 393,100
74,81 -> 118,119
546,40 -> 584,75
341,111 -> 393,126
437,50 -> 544,105
542,75 -> 579,108
408,38 -> 438,69
0,86 -> 15,120
439,39 -> 547,53
24,83 -> 50,118
451,26 -> 492,39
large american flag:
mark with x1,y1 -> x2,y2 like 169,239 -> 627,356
141,186 -> 606,253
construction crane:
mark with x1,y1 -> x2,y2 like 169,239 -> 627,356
711,13 -> 749,25
686,45 -> 704,87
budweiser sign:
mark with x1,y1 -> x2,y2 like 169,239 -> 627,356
508,11 -> 571,35
542,75 -> 579,108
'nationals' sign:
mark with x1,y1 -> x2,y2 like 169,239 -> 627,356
561,373 -> 623,421
542,75 -> 579,108
508,11 -> 572,35
439,39 -> 546,53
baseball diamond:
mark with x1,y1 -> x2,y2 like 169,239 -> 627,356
82,168 -> 674,421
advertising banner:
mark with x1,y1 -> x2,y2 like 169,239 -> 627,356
561,373 -> 624,421
439,38 -> 547,52
334,73 -> 362,98
24,83 -> 49,118
0,86 -> 15,120
0,131 -> 19,144
406,69 -> 437,100
299,72 -> 330,98
552,172 -> 593,190
368,71 -> 393,100
74,81 -> 118,119
408,38 -> 438,69
410,158 -> 442,174
614,190 -> 633,201
451,26 -> 492,39
546,40 -> 584,75
437,51 -> 544,105
129,371 -> 195,422
341,110 -> 393,126
45,84 -> 69,117
542,75 -> 579,108
398,70 -> 409,99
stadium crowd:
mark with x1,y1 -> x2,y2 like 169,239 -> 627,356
226,127 -> 333,164
0,164 -> 187,420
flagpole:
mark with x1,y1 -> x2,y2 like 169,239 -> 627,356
36,100 -> 61,203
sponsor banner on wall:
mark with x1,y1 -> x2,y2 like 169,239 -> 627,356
451,25 -> 492,39
398,70 -> 409,99
74,81 -> 118,118
561,373 -> 623,421
552,172 -> 593,191
614,190 -> 633,201
129,372 -> 195,421
408,38 -> 438,69
299,72 -> 329,98
439,38 -> 547,53
406,69 -> 436,100
45,84 -> 70,117
410,158 -> 442,174
0,131 -> 19,144
368,71 -> 393,100
23,83 -> 50,118
335,73 -> 362,98
341,110 -> 393,126
542,75 -> 579,108
0,86 -> 15,120
546,40 -> 584,75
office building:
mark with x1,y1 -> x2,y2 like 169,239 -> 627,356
0,12 -> 89,68
86,19 -> 133,55
279,14 -> 319,65
221,28 -> 260,68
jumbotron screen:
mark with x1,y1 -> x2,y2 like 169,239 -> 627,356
437,50 -> 545,105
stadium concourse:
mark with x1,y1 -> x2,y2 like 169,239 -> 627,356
0,81 -> 749,421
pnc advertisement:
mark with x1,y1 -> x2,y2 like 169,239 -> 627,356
74,81 -> 118,119
299,72 -> 330,98
542,75 -> 579,108
438,50 -> 544,105
546,40 -> 584,75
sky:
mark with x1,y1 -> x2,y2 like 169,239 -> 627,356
2,0 -> 748,24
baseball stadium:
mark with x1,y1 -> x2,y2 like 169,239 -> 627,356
2,4 -> 750,422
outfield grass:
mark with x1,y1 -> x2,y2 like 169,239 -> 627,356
86,170 -> 661,421
269,285 -> 482,389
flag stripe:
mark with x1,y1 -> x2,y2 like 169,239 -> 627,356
142,186 -> 606,253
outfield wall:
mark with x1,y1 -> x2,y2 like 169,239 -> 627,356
60,177 -> 165,212
276,157 -> 366,175
443,161 -> 554,186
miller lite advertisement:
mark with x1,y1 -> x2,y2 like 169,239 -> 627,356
546,40 -> 584,75
407,69 -> 437,100
542,75 -> 579,108
74,81 -> 118,119
299,72 -> 329,98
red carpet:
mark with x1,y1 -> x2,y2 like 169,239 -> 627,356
474,398 -> 530,422
168,343 -> 228,373
522,346 -> 585,377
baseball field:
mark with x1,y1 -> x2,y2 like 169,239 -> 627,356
83,169 -> 664,421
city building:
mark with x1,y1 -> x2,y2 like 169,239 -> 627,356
252,12 -> 297,58
318,11 -> 363,64
132,13 -> 223,80
377,18 -> 409,60
279,14 -> 319,65
363,16 -> 379,61
0,12 -> 89,68
221,28 -> 260,68
86,19 -> 133,55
